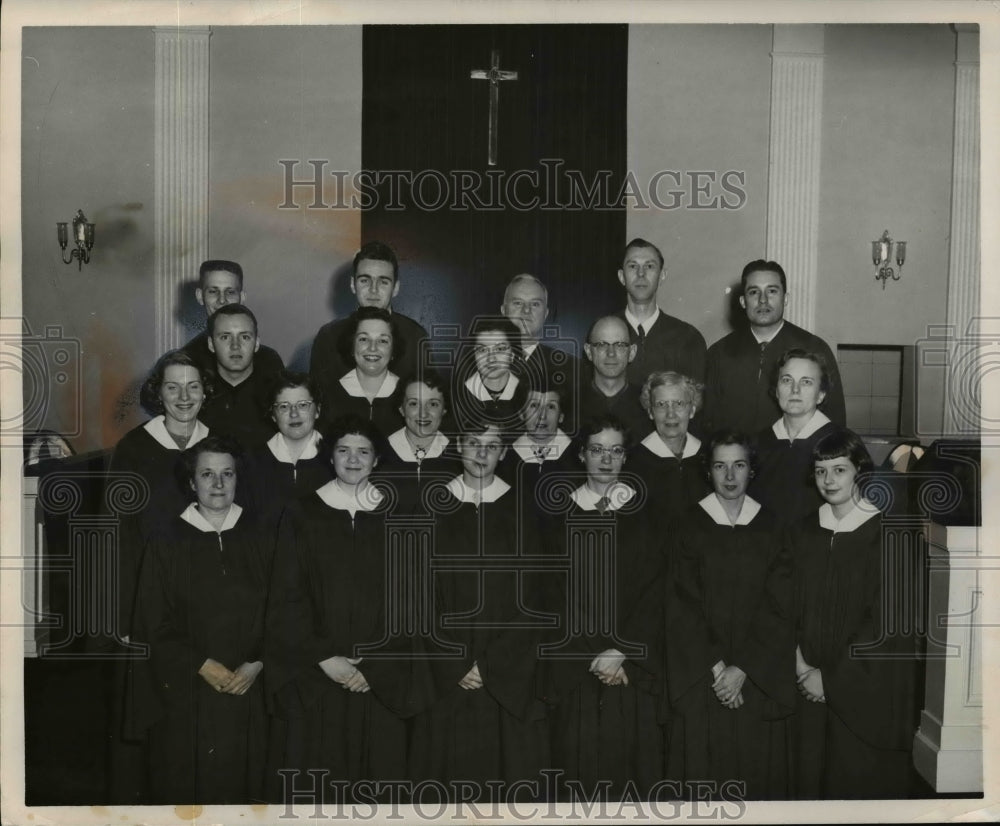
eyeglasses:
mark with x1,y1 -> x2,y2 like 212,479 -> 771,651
272,400 -> 316,414
474,344 -> 512,357
652,399 -> 691,412
585,444 -> 626,460
589,341 -> 631,354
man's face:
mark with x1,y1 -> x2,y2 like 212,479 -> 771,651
522,391 -> 563,440
197,270 -> 244,316
617,245 -> 664,303
350,258 -> 399,310
459,427 -> 507,481
740,270 -> 787,328
584,318 -> 635,380
208,313 -> 259,377
501,280 -> 549,341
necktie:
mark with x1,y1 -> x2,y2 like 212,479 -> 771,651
595,495 -> 611,514
637,324 -> 646,344
757,340 -> 768,381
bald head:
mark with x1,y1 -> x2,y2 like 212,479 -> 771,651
501,273 -> 550,342
584,316 -> 635,380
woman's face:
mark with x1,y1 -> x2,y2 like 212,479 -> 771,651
159,364 -> 205,424
272,385 -> 319,441
580,427 -> 626,486
814,456 -> 859,509
332,433 -> 377,486
190,451 -> 236,512
400,382 -> 446,439
710,444 -> 752,501
649,383 -> 694,442
775,357 -> 826,417
353,319 -> 394,377
473,330 -> 513,382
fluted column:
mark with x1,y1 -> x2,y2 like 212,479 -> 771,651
154,27 -> 211,355
766,25 -> 824,331
942,26 -> 981,436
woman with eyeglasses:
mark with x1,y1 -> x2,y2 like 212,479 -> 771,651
318,306 -> 405,438
539,415 -> 669,800
749,348 -> 842,525
666,431 -> 794,799
454,317 -> 528,432
265,415 -> 410,800
631,371 -> 710,524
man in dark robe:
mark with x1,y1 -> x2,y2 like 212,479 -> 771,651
702,259 -> 846,434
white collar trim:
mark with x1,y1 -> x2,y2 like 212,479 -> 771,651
144,415 -> 209,451
570,482 -> 637,512
512,430 -> 571,463
699,493 -> 761,526
818,498 -> 880,532
624,305 -> 660,334
387,428 -> 449,462
315,479 -> 384,514
772,409 -> 832,442
465,372 -> 519,401
179,501 -> 243,533
267,429 -> 322,463
446,475 -> 511,504
641,431 -> 701,459
340,368 -> 398,399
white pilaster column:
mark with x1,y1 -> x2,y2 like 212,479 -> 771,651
154,27 -> 211,355
766,25 -> 824,331
942,26 -> 981,436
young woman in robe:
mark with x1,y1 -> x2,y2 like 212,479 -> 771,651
667,431 -> 794,799
790,429 -> 918,799
132,436 -> 268,803
749,348 -> 841,525
453,317 -> 528,431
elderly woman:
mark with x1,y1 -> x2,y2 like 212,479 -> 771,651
318,306 -> 405,437
667,431 -> 794,799
131,436 -> 268,803
790,429 -> 917,799
540,415 -> 669,800
266,416 -> 410,799
631,370 -> 709,524
749,348 -> 841,525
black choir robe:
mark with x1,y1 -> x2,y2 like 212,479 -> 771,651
198,366 -> 280,450
539,483 -> 669,800
615,308 -> 707,386
409,477 -> 549,798
265,486 -> 413,797
576,379 -> 652,442
749,413 -> 841,526
628,431 -> 709,526
371,429 -> 458,516
130,504 -> 269,804
452,371 -> 526,433
319,368 -> 403,437
182,331 -> 284,385
789,503 -> 917,799
667,495 -> 795,799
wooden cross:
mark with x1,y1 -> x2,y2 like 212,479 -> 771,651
470,49 -> 518,167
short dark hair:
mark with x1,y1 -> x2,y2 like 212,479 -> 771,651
575,414 -> 631,459
322,414 -> 385,465
469,316 -> 524,354
354,240 -> 399,282
267,369 -> 323,410
179,435 -> 244,501
198,260 -> 244,289
207,303 -> 259,337
140,350 -> 212,416
337,306 -> 402,369
623,237 -> 664,270
740,259 -> 787,293
812,428 -> 874,477
704,430 -> 760,483
392,369 -> 450,413
453,399 -> 516,446
774,348 -> 833,395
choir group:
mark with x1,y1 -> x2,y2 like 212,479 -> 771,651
110,239 -> 919,806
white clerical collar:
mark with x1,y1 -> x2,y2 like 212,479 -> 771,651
818,498 -> 880,533
446,475 -> 511,504
387,428 -> 449,462
699,493 -> 761,527
144,415 -> 209,451
512,430 -> 571,463
315,479 -> 384,515
340,368 -> 399,400
751,320 -> 785,345
465,372 -> 520,401
570,482 -> 637,512
772,409 -> 832,442
624,305 -> 660,335
267,429 -> 322,464
641,431 -> 701,459
179,501 -> 243,533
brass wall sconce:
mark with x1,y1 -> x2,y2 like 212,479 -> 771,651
57,210 -> 95,270
871,229 -> 906,289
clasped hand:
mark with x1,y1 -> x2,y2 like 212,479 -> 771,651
712,664 -> 745,709
319,655 -> 370,693
198,658 -> 263,695
590,649 -> 628,686
459,661 -> 483,690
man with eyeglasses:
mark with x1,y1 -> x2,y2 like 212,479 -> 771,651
578,316 -> 652,441
182,259 -> 284,380
614,238 -> 707,387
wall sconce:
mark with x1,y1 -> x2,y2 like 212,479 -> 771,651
871,229 -> 906,289
57,210 -> 95,270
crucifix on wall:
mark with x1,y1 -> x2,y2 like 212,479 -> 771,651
469,48 -> 518,166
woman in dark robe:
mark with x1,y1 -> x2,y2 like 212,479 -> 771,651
749,348 -> 840,525
265,416 -> 411,800
409,403 -> 549,802
539,415 -> 669,800
667,431 -> 794,799
630,370 -> 709,524
316,307 -> 404,437
790,429 -> 917,799
131,436 -> 268,803
452,317 -> 528,432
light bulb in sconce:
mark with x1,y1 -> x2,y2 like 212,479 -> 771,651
56,209 -> 95,271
